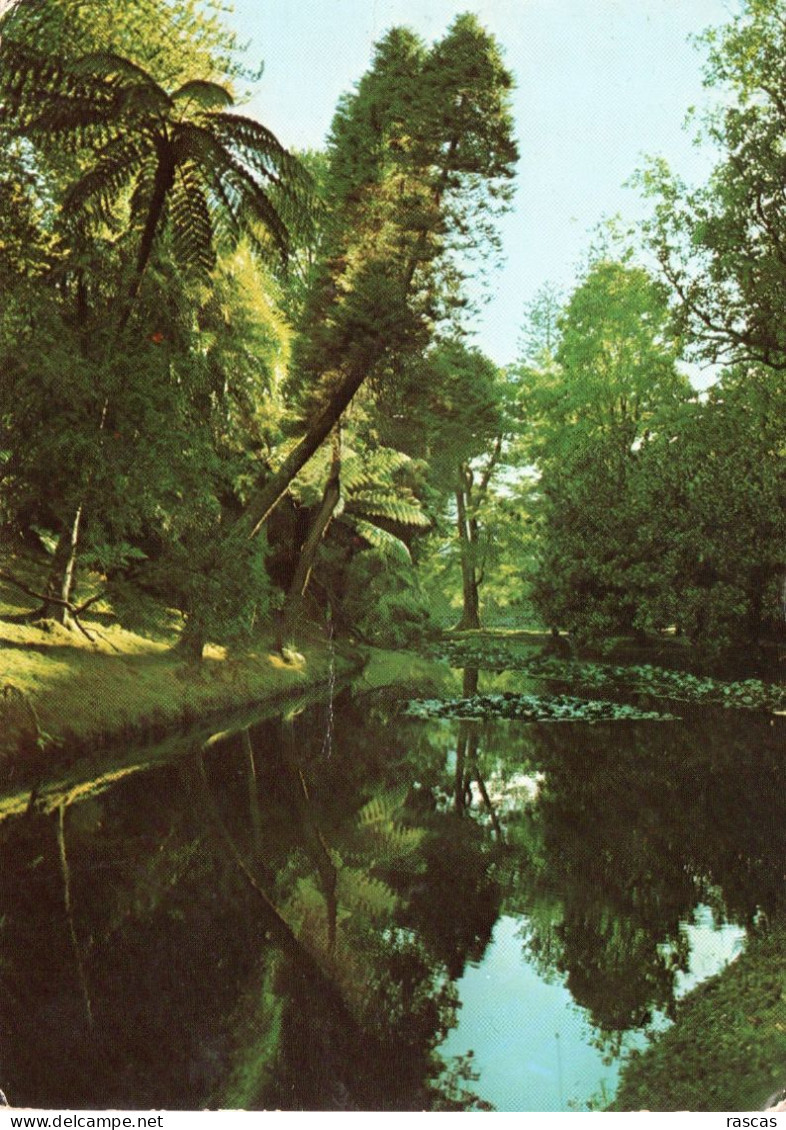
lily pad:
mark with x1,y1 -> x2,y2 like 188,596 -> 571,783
404,692 -> 679,724
428,641 -> 785,712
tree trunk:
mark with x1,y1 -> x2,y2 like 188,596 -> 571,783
454,482 -> 481,631
454,720 -> 474,815
462,666 -> 479,697
42,504 -> 83,626
242,728 -> 263,852
175,613 -> 206,661
279,720 -> 338,953
471,765 -> 503,842
239,353 -> 378,539
284,427 -> 342,632
236,139 -> 463,541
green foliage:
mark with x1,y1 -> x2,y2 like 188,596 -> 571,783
0,0 -> 243,90
352,789 -> 424,865
0,36 -> 313,294
375,340 -> 522,630
282,434 -> 432,632
516,222 -> 783,660
340,446 -> 413,493
341,552 -> 435,646
382,341 -> 508,489
517,282 -> 564,368
636,0 -> 786,370
348,520 -> 412,566
0,0 -> 309,649
147,517 -> 275,646
339,444 -> 431,562
335,867 -> 398,920
522,258 -> 691,643
634,366 -> 785,655
288,14 -> 517,432
428,1052 -> 495,1113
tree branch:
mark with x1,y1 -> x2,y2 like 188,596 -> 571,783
0,568 -> 108,644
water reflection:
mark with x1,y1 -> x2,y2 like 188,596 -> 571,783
0,673 -> 782,1111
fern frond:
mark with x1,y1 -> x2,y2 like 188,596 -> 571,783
349,517 -> 412,563
178,121 -> 291,260
337,867 -> 397,919
210,112 -> 294,175
6,96 -> 121,149
128,163 -> 157,232
356,786 -> 410,829
62,134 -> 146,222
169,162 -> 215,281
356,792 -> 400,829
70,52 -> 173,115
351,823 -> 424,864
0,44 -> 86,122
209,112 -> 315,225
173,79 -> 235,112
341,446 -> 413,490
350,789 -> 425,866
375,824 -> 425,862
348,491 -> 431,527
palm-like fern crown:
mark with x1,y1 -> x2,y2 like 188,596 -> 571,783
340,447 -> 430,564
290,442 -> 431,563
0,41 -> 314,290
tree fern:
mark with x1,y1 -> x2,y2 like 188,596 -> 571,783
351,788 -> 425,865
356,789 -> 406,830
284,437 -> 429,566
0,39 -> 314,299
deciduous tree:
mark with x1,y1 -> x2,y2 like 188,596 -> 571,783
637,0 -> 786,370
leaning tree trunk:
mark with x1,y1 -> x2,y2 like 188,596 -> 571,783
193,110 -> 503,655
236,141 -> 463,542
239,351 -> 376,540
284,427 -> 342,633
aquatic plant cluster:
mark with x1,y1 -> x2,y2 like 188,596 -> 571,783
432,640 -> 786,713
405,692 -> 678,723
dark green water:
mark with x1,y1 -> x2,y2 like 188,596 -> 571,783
0,668 -> 782,1110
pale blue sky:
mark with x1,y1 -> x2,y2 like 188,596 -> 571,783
227,0 -> 737,367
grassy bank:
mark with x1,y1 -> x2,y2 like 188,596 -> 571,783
0,550 -> 366,792
611,924 -> 786,1112
0,549 -> 463,818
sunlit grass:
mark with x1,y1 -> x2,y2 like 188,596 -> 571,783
0,561 -> 341,778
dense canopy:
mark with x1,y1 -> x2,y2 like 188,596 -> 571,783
0,0 -> 781,661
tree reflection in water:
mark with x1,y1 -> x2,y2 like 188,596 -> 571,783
454,696 -> 783,1054
0,696 -> 502,1109
0,680 -> 781,1110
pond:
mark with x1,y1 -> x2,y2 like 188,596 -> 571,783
0,661 -> 782,1111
